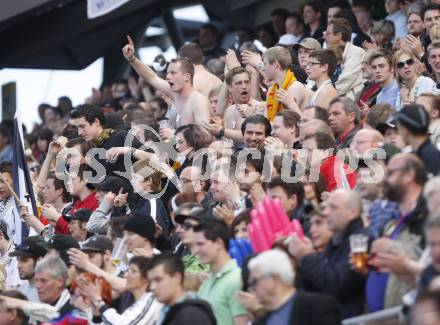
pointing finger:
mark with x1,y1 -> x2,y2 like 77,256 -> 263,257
127,35 -> 134,47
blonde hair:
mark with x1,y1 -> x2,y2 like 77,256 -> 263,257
393,49 -> 419,87
262,46 -> 292,70
208,84 -> 222,99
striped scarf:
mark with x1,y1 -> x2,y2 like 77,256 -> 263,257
266,69 -> 296,121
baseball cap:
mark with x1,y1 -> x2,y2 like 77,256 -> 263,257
43,235 -> 80,251
10,238 -> 47,258
175,207 -> 210,224
63,208 -> 92,223
38,234 -> 80,266
293,38 -> 321,51
278,34 -> 297,46
87,175 -> 133,193
81,235 -> 113,252
395,104 -> 430,134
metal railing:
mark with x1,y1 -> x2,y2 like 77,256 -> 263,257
342,306 -> 403,325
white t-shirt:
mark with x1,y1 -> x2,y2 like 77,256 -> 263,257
19,280 -> 40,302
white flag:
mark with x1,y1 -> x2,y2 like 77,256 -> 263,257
87,0 -> 131,19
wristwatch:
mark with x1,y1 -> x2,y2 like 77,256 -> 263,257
92,299 -> 104,309
232,199 -> 242,211
217,128 -> 225,138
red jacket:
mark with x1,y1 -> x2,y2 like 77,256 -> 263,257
55,192 -> 99,234
320,156 -> 357,192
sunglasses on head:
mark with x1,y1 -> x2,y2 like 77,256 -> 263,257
397,58 -> 415,69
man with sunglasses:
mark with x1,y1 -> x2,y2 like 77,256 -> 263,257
174,207 -> 210,273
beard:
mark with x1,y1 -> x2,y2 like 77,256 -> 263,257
383,181 -> 405,203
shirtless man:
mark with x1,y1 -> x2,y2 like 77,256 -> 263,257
202,67 -> 265,142
261,46 -> 308,119
122,36 -> 210,135
178,42 -> 222,97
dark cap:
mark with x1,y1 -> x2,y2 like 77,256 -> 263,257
87,175 -> 133,194
175,207 -> 210,224
43,235 -> 80,251
123,212 -> 156,244
10,238 -> 47,258
64,208 -> 92,223
395,104 -> 430,134
81,235 -> 113,252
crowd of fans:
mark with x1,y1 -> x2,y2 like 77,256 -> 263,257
2,0 -> 440,324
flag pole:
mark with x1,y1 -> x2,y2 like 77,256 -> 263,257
0,172 -> 23,205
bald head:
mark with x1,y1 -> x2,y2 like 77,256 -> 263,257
387,153 -> 427,186
300,119 -> 334,142
351,129 -> 384,156
180,166 -> 204,193
324,189 -> 362,234
334,189 -> 362,214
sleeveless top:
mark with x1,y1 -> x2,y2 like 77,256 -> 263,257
310,79 -> 333,106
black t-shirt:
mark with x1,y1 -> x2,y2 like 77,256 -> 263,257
91,130 -> 144,178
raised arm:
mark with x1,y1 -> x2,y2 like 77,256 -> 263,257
36,138 -> 67,194
68,248 -> 127,293
123,35 -> 173,98
192,93 -> 211,124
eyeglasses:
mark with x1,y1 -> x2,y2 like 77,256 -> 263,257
307,61 -> 322,68
397,58 -> 415,69
182,221 -> 197,231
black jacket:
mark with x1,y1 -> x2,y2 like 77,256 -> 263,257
298,218 -> 369,319
416,138 -> 440,176
256,290 -> 341,325
162,299 -> 217,325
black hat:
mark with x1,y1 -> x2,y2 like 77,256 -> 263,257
63,208 -> 92,223
40,235 -> 80,267
10,238 -> 47,258
81,235 -> 113,252
175,207 -> 208,224
40,235 -> 80,251
87,176 -> 133,194
395,104 -> 430,134
123,212 -> 156,244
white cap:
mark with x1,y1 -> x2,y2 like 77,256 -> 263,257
278,34 -> 297,46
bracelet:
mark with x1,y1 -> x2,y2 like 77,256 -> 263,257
128,57 -> 136,63
130,147 -> 137,158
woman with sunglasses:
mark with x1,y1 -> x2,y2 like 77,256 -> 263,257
394,49 -> 435,108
